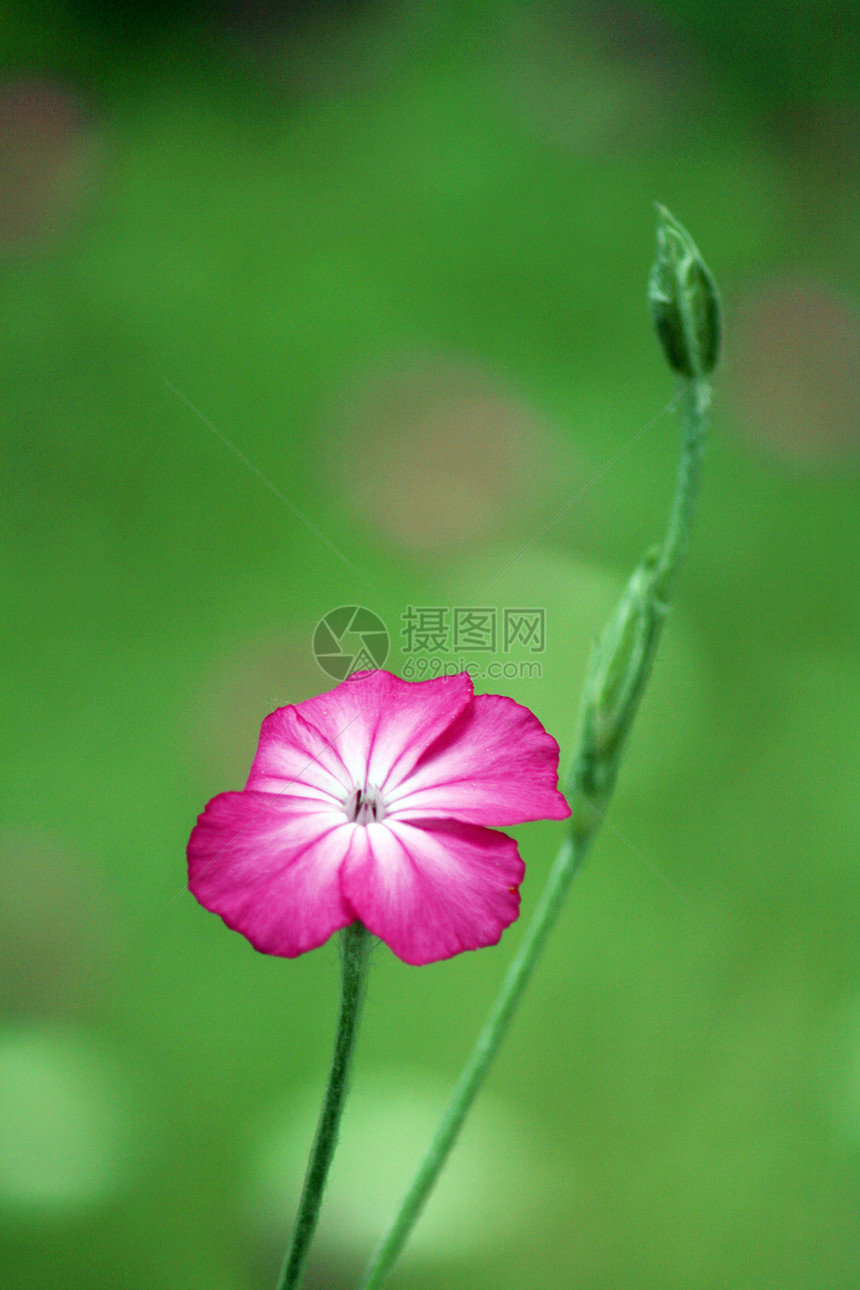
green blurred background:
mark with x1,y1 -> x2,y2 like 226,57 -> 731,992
3,2 -> 860,1286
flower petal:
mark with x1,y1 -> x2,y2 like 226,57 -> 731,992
188,791 -> 355,956
244,707 -> 355,806
341,818 -> 524,965
385,693 -> 571,826
249,670 -> 476,798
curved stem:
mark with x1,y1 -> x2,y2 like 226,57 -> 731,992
357,376 -> 712,1290
277,921 -> 372,1290
356,834 -> 587,1290
656,377 -> 711,599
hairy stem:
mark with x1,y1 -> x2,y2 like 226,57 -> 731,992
277,921 -> 371,1290
656,378 -> 710,599
356,834 -> 586,1290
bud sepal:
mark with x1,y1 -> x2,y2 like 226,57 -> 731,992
570,548 -> 668,838
648,204 -> 721,378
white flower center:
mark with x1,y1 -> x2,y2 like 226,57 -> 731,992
346,784 -> 386,826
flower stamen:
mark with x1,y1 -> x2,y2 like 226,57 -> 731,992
346,785 -> 386,825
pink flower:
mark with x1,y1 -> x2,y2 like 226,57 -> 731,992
187,670 -> 570,965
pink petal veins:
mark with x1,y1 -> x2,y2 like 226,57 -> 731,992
385,692 -> 571,826
341,818 -> 524,966
188,791 -> 355,957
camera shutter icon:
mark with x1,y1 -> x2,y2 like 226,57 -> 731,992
313,606 -> 390,680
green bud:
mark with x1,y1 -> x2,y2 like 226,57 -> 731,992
570,549 -> 668,837
591,552 -> 664,756
587,548 -> 666,761
648,204 -> 721,378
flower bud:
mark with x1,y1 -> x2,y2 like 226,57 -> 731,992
590,551 -> 665,758
570,549 -> 667,837
648,204 -> 721,378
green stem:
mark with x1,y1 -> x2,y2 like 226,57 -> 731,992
356,376 -> 711,1290
656,377 -> 710,600
356,833 -> 588,1290
277,921 -> 372,1290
